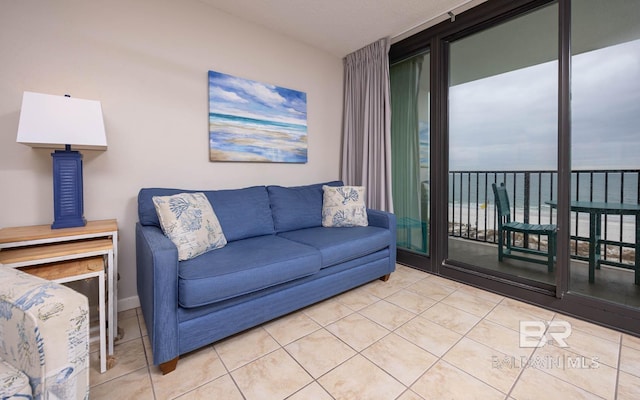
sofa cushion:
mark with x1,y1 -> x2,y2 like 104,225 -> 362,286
139,186 -> 274,242
322,185 -> 368,227
178,235 -> 321,308
267,181 -> 342,233
153,192 -> 227,261
278,226 -> 391,268
206,186 -> 275,241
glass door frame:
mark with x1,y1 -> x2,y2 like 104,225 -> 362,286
389,0 -> 640,335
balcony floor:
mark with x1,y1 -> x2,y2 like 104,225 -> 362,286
448,237 -> 640,309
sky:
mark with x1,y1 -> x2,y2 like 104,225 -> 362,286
208,71 -> 307,127
449,38 -> 640,171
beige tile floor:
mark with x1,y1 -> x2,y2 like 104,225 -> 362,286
90,265 -> 640,399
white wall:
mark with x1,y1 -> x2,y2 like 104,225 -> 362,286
0,0 -> 344,309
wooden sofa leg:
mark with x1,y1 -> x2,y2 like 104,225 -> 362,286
160,357 -> 179,375
380,274 -> 391,282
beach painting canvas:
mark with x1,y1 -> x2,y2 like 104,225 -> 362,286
208,70 -> 308,163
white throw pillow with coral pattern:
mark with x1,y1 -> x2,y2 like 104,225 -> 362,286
321,185 -> 368,227
152,192 -> 227,260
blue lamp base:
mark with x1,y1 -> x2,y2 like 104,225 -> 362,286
51,146 -> 86,229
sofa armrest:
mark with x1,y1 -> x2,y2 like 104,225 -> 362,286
0,267 -> 89,399
136,223 -> 180,366
367,209 -> 397,270
367,208 -> 396,230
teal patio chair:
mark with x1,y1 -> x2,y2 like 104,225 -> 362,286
491,183 -> 557,272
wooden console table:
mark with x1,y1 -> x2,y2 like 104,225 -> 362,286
0,220 -> 119,373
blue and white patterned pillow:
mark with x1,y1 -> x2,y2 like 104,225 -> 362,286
321,185 -> 368,227
152,192 -> 227,260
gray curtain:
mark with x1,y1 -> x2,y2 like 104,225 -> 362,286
390,57 -> 426,252
341,38 -> 393,212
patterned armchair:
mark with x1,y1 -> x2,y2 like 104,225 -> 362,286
0,267 -> 89,399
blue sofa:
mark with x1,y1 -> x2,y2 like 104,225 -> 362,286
136,181 -> 396,373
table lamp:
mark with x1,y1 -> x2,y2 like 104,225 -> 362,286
16,91 -> 107,229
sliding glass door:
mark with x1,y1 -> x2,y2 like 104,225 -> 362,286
569,0 -> 640,308
447,3 -> 559,286
390,0 -> 640,333
391,52 -> 430,256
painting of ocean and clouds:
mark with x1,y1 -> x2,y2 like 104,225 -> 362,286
208,70 -> 307,163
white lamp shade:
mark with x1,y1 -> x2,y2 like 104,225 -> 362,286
17,91 -> 107,150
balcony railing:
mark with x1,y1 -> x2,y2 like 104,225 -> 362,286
449,169 -> 640,267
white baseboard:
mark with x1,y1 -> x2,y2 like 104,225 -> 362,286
118,295 -> 141,312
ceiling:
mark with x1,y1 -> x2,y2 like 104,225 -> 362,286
198,0 -> 487,57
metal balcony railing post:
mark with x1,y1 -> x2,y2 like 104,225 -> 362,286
524,172 -> 530,249
447,168 -> 638,266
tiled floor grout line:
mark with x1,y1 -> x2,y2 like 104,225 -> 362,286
314,297 -> 421,397
408,277 -> 501,395
263,322 -> 329,399
494,307 -> 618,400
354,278 -> 514,398
614,339 -> 623,400
89,266 -> 636,399
481,300 -> 533,383
281,287 -> 415,398
409,281 -> 611,399
435,289 -> 511,397
215,344 -> 249,400
168,347 -> 234,400
353,311 -> 414,393
284,299 -> 400,399
503,340 -> 532,400
136,310 -> 161,400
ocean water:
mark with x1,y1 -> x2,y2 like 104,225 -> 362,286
209,113 -> 307,163
449,171 -> 640,208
